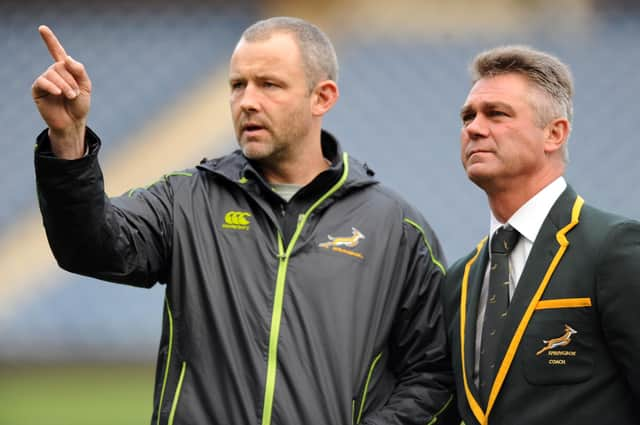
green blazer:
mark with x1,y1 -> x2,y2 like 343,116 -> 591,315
442,185 -> 640,425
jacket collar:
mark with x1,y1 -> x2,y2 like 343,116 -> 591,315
197,129 -> 378,197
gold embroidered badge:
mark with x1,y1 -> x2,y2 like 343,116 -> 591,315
536,324 -> 577,356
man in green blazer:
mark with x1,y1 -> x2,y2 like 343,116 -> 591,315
442,45 -> 640,425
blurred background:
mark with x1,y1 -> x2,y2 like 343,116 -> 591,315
1,0 -> 639,423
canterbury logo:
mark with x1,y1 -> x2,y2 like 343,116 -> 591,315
222,211 -> 251,231
319,227 -> 365,259
536,324 -> 577,356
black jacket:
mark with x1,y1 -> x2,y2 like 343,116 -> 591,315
35,128 -> 458,425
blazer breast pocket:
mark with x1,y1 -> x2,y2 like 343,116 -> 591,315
521,298 -> 594,385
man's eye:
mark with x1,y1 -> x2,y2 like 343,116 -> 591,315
230,82 -> 245,90
263,81 -> 278,88
461,114 -> 474,125
489,110 -> 507,117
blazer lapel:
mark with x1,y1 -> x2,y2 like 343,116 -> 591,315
496,219 -> 559,360
458,238 -> 489,421
464,243 -> 489,399
498,186 -> 578,359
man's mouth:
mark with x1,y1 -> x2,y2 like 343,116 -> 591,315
242,123 -> 266,133
467,148 -> 491,159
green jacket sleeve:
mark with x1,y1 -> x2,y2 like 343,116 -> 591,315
596,220 -> 640,400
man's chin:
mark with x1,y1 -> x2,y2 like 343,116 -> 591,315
241,143 -> 272,161
466,166 -> 494,188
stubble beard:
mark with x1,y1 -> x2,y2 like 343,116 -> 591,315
240,114 -> 310,166
240,128 -> 285,163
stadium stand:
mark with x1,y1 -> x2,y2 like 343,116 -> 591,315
1,1 -> 639,361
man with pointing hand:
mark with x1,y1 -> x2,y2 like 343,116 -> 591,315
32,19 -> 457,425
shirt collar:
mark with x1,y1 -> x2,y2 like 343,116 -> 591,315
489,176 -> 567,244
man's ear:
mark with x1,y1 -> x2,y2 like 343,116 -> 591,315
544,117 -> 570,155
311,80 -> 339,117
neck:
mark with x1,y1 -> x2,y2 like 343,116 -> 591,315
262,154 -> 330,185
261,130 -> 330,186
486,168 -> 563,223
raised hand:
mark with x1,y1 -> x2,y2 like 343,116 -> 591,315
32,25 -> 92,159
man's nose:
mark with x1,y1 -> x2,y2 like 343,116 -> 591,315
464,114 -> 489,139
239,83 -> 261,112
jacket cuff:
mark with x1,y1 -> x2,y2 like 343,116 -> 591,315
34,127 -> 105,201
35,126 -> 101,158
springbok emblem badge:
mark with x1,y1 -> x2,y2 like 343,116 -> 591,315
319,227 -> 365,249
318,227 -> 366,259
536,324 -> 578,356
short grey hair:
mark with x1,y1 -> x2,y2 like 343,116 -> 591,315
241,17 -> 339,90
470,45 -> 574,161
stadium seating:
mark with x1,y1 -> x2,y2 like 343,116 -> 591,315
1,2 -> 639,360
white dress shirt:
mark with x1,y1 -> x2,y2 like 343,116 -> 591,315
473,176 -> 567,387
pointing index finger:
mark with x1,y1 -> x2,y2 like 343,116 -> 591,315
38,25 -> 68,62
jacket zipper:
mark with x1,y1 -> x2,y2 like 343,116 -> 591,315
260,152 -> 350,425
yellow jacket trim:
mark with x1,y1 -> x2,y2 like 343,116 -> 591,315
535,298 -> 592,310
157,297 -> 175,425
356,352 -> 383,424
459,237 -> 488,424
